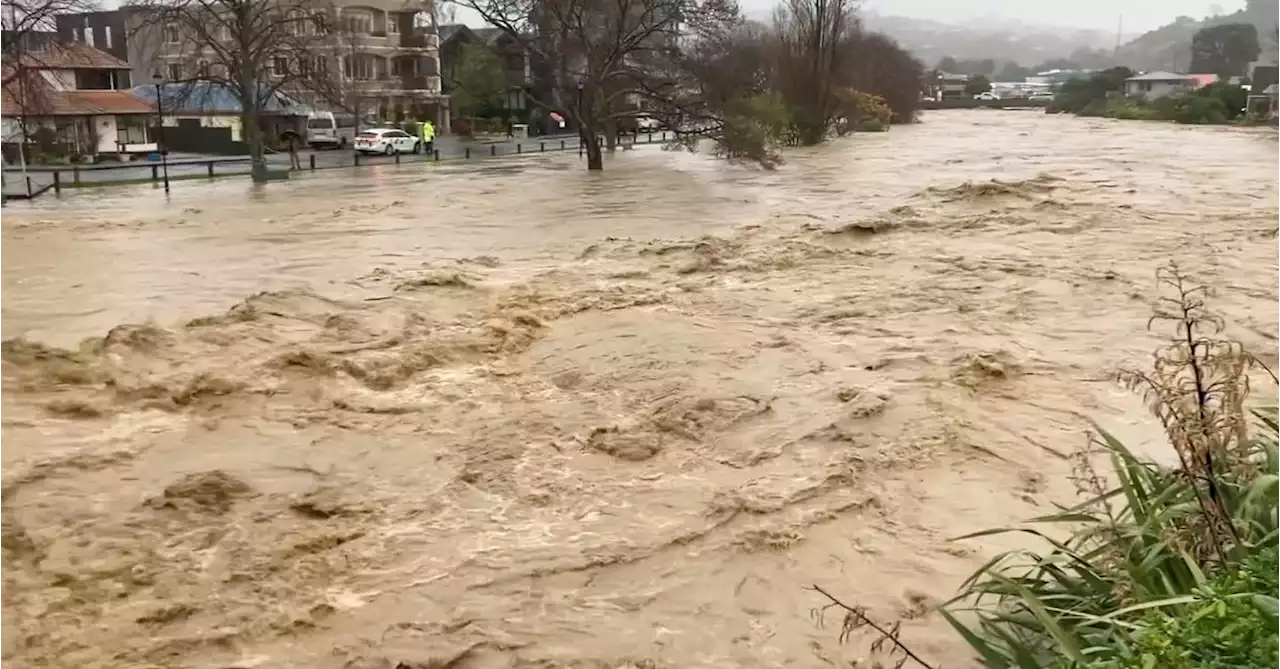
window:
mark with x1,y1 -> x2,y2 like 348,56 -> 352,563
86,26 -> 95,46
311,13 -> 329,34
344,55 -> 373,80
105,26 -> 113,48
197,60 -> 209,77
272,56 -> 288,77
167,63 -> 182,80
73,27 -> 82,41
344,10 -> 372,35
387,14 -> 399,34
218,24 -> 232,41
164,22 -> 180,44
116,115 -> 150,145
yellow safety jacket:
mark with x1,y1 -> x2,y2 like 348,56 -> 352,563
421,122 -> 435,141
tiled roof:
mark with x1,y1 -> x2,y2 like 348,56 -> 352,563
63,90 -> 155,114
0,73 -> 156,117
16,41 -> 131,70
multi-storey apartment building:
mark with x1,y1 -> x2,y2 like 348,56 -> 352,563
55,0 -> 445,127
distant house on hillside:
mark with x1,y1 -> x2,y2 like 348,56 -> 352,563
1123,71 -> 1196,99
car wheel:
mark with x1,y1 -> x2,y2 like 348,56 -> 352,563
383,143 -> 394,155
413,141 -> 422,154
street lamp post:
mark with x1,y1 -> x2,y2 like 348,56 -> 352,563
576,82 -> 584,157
575,82 -> 584,127
152,72 -> 171,194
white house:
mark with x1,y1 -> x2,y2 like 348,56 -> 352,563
2,41 -> 157,159
1124,71 -> 1196,99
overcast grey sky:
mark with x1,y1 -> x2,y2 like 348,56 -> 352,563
854,0 -> 1241,32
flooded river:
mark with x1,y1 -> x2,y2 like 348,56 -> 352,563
3,111 -> 1277,668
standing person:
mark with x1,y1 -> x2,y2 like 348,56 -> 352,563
287,134 -> 302,170
420,119 -> 435,155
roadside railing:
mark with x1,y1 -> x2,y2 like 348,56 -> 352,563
5,130 -> 673,198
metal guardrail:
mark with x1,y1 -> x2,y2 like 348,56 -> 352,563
8,130 -> 673,198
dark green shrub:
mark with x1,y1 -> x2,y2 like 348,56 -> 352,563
1196,82 -> 1249,120
1065,547 -> 1279,669
1171,95 -> 1229,124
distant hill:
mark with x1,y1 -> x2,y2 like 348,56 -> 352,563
735,8 -> 1128,67
860,12 -> 1124,66
1114,0 -> 1278,71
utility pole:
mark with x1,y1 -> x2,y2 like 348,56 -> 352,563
1113,14 -> 1123,60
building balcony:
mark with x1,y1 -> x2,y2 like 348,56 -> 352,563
399,74 -> 441,92
398,33 -> 440,50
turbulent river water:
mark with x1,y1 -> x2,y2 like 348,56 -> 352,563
2,110 -> 1277,669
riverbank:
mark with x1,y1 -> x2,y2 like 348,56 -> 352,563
2,111 -> 1276,668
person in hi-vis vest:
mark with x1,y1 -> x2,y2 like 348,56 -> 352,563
420,120 -> 435,155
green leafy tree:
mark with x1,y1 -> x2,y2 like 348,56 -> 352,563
964,74 -> 992,96
450,41 -> 505,133
1190,23 -> 1261,77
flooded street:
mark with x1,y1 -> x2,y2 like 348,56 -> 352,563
2,110 -> 1277,668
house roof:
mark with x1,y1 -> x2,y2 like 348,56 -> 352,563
1126,71 -> 1193,82
1187,73 -> 1220,88
16,41 -> 131,70
130,81 -> 307,115
2,63 -> 151,116
0,87 -> 155,116
438,24 -> 525,46
437,24 -> 472,42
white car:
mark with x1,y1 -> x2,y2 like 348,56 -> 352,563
973,91 -> 1000,101
635,115 -> 660,130
353,128 -> 421,155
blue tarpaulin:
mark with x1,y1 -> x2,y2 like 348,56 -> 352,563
130,82 -> 308,115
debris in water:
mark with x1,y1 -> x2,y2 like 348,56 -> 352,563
951,351 -> 1021,389
587,425 -> 665,461
145,470 -> 254,513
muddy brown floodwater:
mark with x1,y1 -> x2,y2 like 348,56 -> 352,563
2,110 -> 1277,669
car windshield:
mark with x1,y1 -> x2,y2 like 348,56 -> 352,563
306,119 -> 333,129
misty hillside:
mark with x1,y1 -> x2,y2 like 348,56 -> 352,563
1114,0 -> 1279,71
860,12 -> 1123,67
736,8 -> 1127,67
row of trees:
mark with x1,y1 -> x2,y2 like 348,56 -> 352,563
455,0 -> 925,170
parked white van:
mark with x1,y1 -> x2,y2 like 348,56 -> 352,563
305,111 -> 358,149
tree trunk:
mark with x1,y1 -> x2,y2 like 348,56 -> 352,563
604,118 -> 617,152
242,106 -> 268,183
581,126 -> 603,170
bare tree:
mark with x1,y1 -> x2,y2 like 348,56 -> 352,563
3,0 -> 100,163
771,0 -> 857,144
127,0 -> 352,181
454,0 -> 737,170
